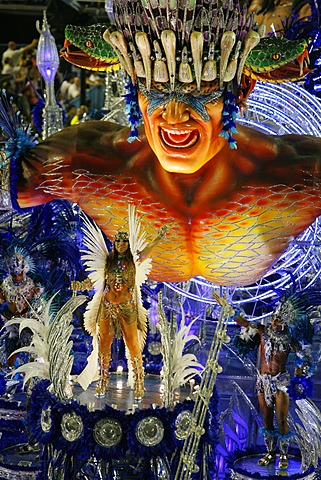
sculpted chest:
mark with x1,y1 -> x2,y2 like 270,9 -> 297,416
18,160 -> 321,286
67,172 -> 321,285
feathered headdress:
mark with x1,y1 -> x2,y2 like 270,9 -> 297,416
5,246 -> 34,278
269,287 -> 320,344
273,291 -> 305,325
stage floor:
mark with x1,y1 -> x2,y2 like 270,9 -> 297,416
73,373 -> 191,411
0,375 -> 191,479
233,453 -> 308,478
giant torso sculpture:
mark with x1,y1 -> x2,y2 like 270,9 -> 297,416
4,0 -> 321,287
17,119 -> 321,286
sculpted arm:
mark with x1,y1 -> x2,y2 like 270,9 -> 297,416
273,134 -> 321,170
236,128 -> 321,180
138,226 -> 168,261
16,121 -> 143,209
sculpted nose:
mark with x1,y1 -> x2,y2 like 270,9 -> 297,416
162,100 -> 190,124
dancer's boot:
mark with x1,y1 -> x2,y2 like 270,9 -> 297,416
95,350 -> 111,398
258,430 -> 277,466
130,352 -> 145,400
278,436 -> 291,470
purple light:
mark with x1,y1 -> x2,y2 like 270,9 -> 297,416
36,13 -> 59,83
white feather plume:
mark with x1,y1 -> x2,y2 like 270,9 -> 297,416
157,293 -> 204,408
7,294 -> 87,400
71,216 -> 109,390
80,215 -> 109,292
80,215 -> 109,336
128,204 -> 152,292
75,334 -> 99,390
125,204 -> 153,383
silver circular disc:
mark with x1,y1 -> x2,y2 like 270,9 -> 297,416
136,416 -> 164,447
93,417 -> 123,447
61,412 -> 83,442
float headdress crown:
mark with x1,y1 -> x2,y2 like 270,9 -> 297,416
104,0 -> 262,92
104,0 -> 263,146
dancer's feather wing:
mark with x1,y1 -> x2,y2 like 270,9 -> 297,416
75,216 -> 108,388
128,204 -> 152,290
80,215 -> 109,335
80,215 -> 109,291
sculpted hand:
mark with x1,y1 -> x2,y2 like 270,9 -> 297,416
213,293 -> 228,307
157,225 -> 168,239
71,280 -> 82,292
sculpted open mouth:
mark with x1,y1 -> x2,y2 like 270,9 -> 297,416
60,41 -> 118,70
160,127 -> 199,149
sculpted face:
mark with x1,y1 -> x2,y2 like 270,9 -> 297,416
138,81 -> 227,174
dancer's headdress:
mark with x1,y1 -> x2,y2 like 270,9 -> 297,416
6,247 -> 34,277
114,231 -> 129,242
271,289 -> 314,333
273,296 -> 300,325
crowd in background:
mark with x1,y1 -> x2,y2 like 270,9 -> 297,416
0,1 -> 101,5
0,37 -> 106,132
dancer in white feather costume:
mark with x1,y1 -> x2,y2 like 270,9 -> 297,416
73,205 -> 167,400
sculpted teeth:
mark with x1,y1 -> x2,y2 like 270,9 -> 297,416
160,127 -> 199,149
162,128 -> 191,135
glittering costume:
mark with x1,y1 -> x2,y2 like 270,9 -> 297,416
0,276 -> 40,357
0,276 -> 38,316
262,325 -> 292,365
0,250 -> 41,362
256,371 -> 290,408
226,290 -> 316,470
256,325 -> 297,469
101,300 -> 137,339
75,206 -> 163,400
96,250 -> 147,399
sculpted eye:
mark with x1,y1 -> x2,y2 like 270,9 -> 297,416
85,40 -> 94,48
271,52 -> 281,61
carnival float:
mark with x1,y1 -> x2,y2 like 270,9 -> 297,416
0,0 -> 321,478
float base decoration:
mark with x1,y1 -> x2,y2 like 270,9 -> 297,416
0,444 -> 41,480
25,379 -> 219,479
0,290 -> 222,479
227,447 -> 320,480
0,395 -> 41,479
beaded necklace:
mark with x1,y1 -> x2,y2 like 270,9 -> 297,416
262,325 -> 291,364
1,276 -> 36,313
113,255 -> 127,291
